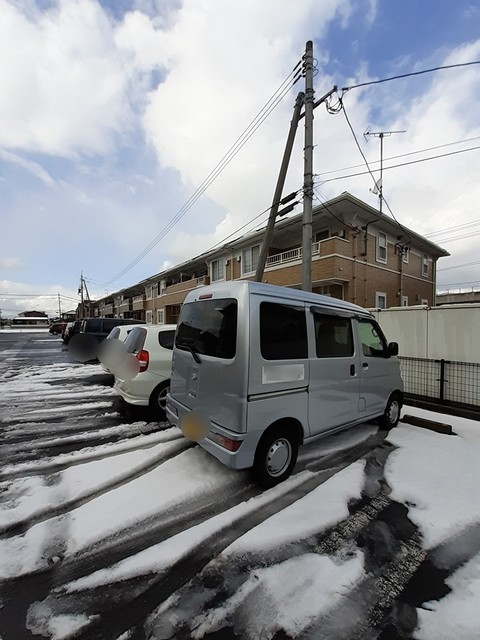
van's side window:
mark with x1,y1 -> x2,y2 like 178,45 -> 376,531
260,302 -> 307,360
314,314 -> 353,358
358,319 -> 387,357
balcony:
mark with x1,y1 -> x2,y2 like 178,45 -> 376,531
119,299 -> 131,313
266,242 -> 320,268
132,295 -> 145,311
163,275 -> 210,296
101,303 -> 114,315
265,237 -> 350,269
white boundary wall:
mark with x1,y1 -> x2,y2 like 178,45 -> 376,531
369,303 -> 480,363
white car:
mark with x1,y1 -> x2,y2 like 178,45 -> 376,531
113,324 -> 176,418
100,324 -> 144,373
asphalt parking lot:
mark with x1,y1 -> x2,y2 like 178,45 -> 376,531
1,330 -> 479,640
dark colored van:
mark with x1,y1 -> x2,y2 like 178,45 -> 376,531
79,318 -> 145,343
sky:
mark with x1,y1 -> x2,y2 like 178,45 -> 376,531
0,0 -> 479,317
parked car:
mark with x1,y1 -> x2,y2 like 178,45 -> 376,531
166,280 -> 403,487
62,320 -> 81,344
79,317 -> 145,343
49,321 -> 67,335
100,324 -> 143,374
113,324 -> 176,418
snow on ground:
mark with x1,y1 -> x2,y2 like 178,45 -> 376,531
0,431 -> 186,529
386,410 -> 480,549
0,444 -> 249,579
223,461 -> 365,555
416,551 -> 480,640
190,551 -> 365,640
26,601 -> 96,640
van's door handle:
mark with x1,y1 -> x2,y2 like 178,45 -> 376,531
350,364 -> 355,376
362,363 -> 369,370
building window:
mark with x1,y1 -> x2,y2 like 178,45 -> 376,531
422,254 -> 429,277
376,232 -> 387,263
146,310 -> 152,324
146,285 -> 156,300
242,244 -> 260,275
375,292 -> 387,309
402,247 -> 410,263
211,258 -> 225,282
157,309 -> 164,324
402,296 -> 408,306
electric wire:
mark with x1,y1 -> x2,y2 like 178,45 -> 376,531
437,260 -> 480,272
342,60 -> 480,92
313,186 -> 359,231
425,219 -> 480,238
336,93 -> 412,244
107,62 -> 303,285
314,145 -> 480,184
314,135 -> 480,178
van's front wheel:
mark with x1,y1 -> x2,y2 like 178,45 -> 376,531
253,426 -> 299,488
379,393 -> 402,430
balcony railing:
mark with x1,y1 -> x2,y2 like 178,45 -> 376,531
101,304 -> 114,315
132,295 -> 145,311
266,242 -> 320,267
119,299 -> 131,312
163,275 -> 210,296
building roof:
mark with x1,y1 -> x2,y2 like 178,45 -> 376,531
98,191 -> 450,302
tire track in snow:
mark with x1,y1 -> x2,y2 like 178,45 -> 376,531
0,439 -> 193,539
68,439 -> 385,640
0,429 -> 183,480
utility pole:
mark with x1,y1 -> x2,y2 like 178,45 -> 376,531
301,40 -> 314,292
57,293 -> 62,318
78,273 -> 84,319
255,92 -> 304,282
364,129 -> 406,214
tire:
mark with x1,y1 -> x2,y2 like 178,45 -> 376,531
149,381 -> 170,420
252,425 -> 299,489
378,393 -> 402,430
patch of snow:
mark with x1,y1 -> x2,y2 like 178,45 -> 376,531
191,552 -> 364,640
224,461 -> 365,555
385,422 -> 480,548
415,552 -> 480,640
26,601 -> 97,639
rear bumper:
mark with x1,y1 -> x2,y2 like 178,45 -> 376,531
114,373 -> 167,407
166,395 -> 261,470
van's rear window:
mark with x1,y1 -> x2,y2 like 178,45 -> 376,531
176,299 -> 237,359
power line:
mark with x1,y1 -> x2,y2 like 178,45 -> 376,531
336,94 -> 412,243
314,144 -> 480,185
313,186 -> 359,231
315,136 -> 480,178
425,218 -> 480,238
107,62 -> 303,285
342,60 -> 480,92
437,260 -> 480,272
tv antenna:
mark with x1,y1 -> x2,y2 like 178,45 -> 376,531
364,128 -> 406,214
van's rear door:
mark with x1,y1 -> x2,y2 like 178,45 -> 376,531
308,309 -> 360,434
171,296 -> 248,433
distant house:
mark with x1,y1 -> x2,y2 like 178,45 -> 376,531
96,192 -> 450,323
18,310 -> 48,318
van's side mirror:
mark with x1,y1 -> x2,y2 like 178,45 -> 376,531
386,342 -> 399,357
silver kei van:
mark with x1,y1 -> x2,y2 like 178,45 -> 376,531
166,280 -> 403,487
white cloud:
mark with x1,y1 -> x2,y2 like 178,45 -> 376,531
0,257 -> 26,270
0,0 -> 133,156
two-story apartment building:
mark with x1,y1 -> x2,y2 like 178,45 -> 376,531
96,192 -> 449,323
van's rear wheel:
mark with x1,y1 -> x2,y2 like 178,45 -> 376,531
149,381 -> 169,420
253,426 -> 299,488
379,393 -> 402,430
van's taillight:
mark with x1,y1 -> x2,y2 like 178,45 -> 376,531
136,350 -> 149,372
210,432 -> 242,452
